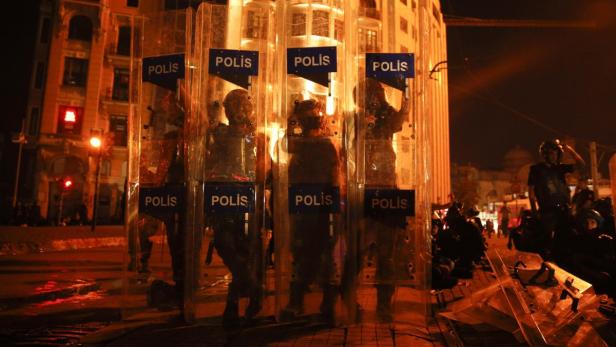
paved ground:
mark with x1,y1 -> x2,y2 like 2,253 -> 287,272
1,229 -> 612,346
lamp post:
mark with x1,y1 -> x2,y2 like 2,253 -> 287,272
89,134 -> 102,231
11,119 -> 26,208
57,177 -> 73,226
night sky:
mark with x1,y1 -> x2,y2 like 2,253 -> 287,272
442,0 -> 616,175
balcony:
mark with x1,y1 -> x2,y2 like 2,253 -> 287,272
359,8 -> 381,21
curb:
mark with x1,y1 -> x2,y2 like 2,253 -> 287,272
0,226 -> 125,256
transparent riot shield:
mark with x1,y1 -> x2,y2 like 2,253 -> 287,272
273,0 -> 353,325
487,248 -> 608,346
125,8 -> 193,320
351,0 -> 431,331
187,2 -> 276,327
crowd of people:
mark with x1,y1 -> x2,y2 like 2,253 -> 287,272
431,139 -> 616,299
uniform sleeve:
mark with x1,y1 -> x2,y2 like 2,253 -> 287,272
386,105 -> 405,133
327,142 -> 340,186
527,165 -> 537,186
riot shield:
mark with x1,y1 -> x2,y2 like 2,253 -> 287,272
351,0 -> 431,330
487,248 -> 608,346
273,0 -> 353,325
124,8 -> 193,320
187,2 -> 276,327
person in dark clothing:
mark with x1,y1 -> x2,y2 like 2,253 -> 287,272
205,89 -> 263,328
570,209 -> 616,296
355,78 -> 409,322
593,197 -> 615,236
135,89 -> 187,313
448,205 -> 485,279
283,99 -> 340,323
499,203 -> 511,238
431,217 -> 458,289
528,139 -> 585,260
508,209 -> 544,253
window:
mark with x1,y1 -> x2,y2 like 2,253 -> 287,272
291,13 -> 306,36
101,160 -> 111,176
400,17 -> 408,33
63,57 -> 88,87
245,10 -> 265,39
113,69 -> 130,101
127,0 -> 139,7
164,0 -> 218,10
57,106 -> 84,135
29,108 -> 40,136
34,62 -> 45,89
110,115 -> 128,147
117,26 -> 131,56
334,20 -> 344,42
312,10 -> 329,37
68,15 -> 93,42
359,27 -> 378,52
40,17 -> 50,44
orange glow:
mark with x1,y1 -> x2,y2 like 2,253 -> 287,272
89,136 -> 102,148
63,179 -> 73,189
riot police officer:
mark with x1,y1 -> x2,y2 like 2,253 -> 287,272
283,99 -> 341,323
205,89 -> 263,328
360,78 -> 408,322
528,139 -> 585,261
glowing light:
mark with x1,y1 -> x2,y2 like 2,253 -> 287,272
325,96 -> 335,116
63,179 -> 73,189
64,110 -> 76,123
89,136 -> 102,148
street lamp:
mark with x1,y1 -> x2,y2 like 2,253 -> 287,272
89,136 -> 102,149
89,133 -> 103,231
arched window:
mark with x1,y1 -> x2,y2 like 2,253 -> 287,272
68,15 -> 93,41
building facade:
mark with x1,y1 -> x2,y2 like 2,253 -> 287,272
23,0 -> 450,223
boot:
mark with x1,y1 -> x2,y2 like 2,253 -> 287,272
320,284 -> 338,325
280,282 -> 304,321
244,284 -> 263,321
223,283 -> 240,329
138,259 -> 151,274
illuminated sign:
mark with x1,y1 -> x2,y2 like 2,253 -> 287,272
204,183 -> 255,214
58,106 -> 83,134
364,189 -> 415,216
288,184 -> 340,213
142,53 -> 185,90
209,49 -> 258,88
64,110 -> 77,123
287,46 -> 337,87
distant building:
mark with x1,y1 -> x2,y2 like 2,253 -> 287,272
22,0 -> 169,224
452,143 -> 611,215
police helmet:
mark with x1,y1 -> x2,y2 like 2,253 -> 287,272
539,139 -> 564,161
582,209 -> 604,229
293,99 -> 323,132
223,89 -> 253,126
